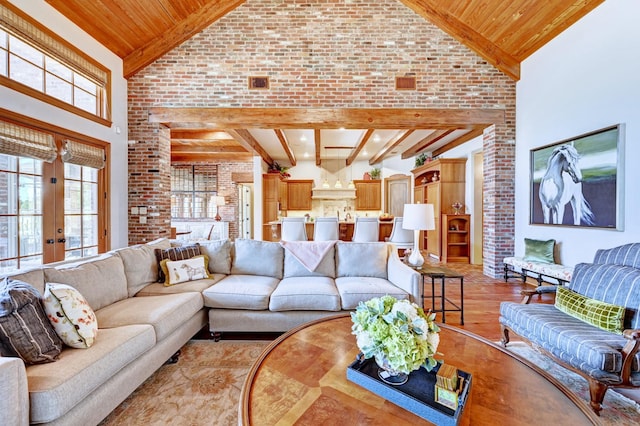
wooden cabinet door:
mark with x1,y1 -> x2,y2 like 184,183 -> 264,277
354,180 -> 381,210
426,183 -> 441,258
286,180 -> 313,210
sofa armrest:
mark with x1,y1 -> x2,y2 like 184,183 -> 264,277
387,250 -> 421,303
0,356 -> 29,426
520,285 -> 557,304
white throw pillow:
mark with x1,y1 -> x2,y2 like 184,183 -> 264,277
161,255 -> 210,286
43,283 -> 98,349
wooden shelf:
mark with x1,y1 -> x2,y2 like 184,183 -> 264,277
441,214 -> 470,263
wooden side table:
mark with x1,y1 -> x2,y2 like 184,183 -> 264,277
417,265 -> 464,324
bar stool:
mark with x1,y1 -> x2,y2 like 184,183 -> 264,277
280,217 -> 308,241
385,217 -> 414,253
352,217 -> 379,242
313,217 -> 339,241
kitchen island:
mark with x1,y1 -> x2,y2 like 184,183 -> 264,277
265,219 -> 393,242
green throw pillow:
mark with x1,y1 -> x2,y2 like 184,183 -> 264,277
555,286 -> 625,334
523,238 -> 555,263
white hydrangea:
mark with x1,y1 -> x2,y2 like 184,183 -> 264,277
390,299 -> 419,322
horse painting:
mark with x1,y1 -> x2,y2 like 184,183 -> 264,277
538,144 -> 595,225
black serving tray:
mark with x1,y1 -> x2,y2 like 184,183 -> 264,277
347,357 -> 471,426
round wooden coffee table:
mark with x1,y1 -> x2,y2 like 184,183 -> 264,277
239,314 -> 599,425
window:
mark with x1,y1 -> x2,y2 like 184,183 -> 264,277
0,2 -> 111,125
0,116 -> 108,273
171,165 -> 218,219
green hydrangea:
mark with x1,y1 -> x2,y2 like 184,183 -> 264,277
351,295 -> 440,374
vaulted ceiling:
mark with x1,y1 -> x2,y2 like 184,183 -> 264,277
44,0 -> 604,166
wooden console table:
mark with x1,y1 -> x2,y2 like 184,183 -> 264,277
239,314 -> 599,425
417,264 -> 464,325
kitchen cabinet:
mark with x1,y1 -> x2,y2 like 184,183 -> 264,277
286,180 -> 313,210
354,180 -> 381,210
262,174 -> 285,240
412,158 -> 466,260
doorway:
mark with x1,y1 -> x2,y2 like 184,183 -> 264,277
238,183 -> 253,239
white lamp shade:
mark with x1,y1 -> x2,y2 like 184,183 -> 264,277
402,203 -> 435,231
213,196 -> 226,206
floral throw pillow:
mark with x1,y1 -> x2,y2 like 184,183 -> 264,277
43,283 -> 98,349
160,255 -> 210,286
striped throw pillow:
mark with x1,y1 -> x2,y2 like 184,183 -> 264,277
154,243 -> 201,282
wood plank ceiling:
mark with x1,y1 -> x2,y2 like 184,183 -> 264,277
44,0 -> 604,166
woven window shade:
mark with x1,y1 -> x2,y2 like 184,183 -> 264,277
0,120 -> 57,162
61,140 -> 105,169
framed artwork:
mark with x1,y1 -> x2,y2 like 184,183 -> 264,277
530,124 -> 624,229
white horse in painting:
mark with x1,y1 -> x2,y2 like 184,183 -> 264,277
538,144 -> 595,225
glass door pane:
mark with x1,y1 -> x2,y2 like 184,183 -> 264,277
64,163 -> 99,260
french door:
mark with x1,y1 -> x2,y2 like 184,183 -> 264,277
0,122 -> 107,273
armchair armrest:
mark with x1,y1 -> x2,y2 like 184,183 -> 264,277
520,285 -> 557,304
0,356 -> 29,426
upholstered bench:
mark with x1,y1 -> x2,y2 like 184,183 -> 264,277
503,238 -> 572,286
503,256 -> 573,286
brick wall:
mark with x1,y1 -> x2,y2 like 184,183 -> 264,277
127,0 -> 516,276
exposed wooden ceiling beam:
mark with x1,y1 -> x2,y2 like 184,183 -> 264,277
314,129 -> 321,166
369,130 -> 415,165
123,0 -> 246,78
274,129 -> 296,166
346,129 -> 374,166
171,152 -> 252,162
399,0 -> 520,80
170,144 -> 247,153
226,129 -> 273,165
149,108 -> 505,128
170,130 -> 231,140
433,127 -> 485,157
402,129 -> 456,159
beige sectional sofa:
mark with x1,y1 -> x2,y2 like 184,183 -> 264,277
0,238 -> 420,425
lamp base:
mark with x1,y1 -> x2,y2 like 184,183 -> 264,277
215,214 -> 221,221
407,232 -> 424,268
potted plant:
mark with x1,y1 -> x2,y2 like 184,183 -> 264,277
267,162 -> 290,178
414,153 -> 428,168
369,167 -> 381,180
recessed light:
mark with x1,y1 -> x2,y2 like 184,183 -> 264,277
300,135 -> 307,142
303,152 -> 309,158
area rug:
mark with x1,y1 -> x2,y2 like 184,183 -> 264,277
505,341 -> 640,425
100,339 -> 640,425
99,340 -> 269,426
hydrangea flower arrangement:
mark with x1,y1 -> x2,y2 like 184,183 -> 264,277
351,295 -> 440,375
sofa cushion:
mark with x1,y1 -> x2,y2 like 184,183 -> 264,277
335,276 -> 410,309
95,292 -> 203,341
114,238 -> 171,297
27,324 -> 155,424
569,263 -> 640,329
269,277 -> 341,311
135,275 -> 225,297
523,238 -> 555,263
594,243 -> 640,269
198,239 -> 232,274
231,239 -> 284,279
3,267 -> 45,295
555,286 -> 625,334
43,283 -> 98,348
202,275 -> 279,310
43,254 -> 128,311
160,255 -> 210,286
154,243 -> 201,283
335,242 -> 388,279
499,302 -> 638,374
283,246 -> 336,278
0,278 -> 62,364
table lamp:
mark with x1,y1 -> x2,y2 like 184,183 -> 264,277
213,195 -> 225,221
402,203 -> 435,268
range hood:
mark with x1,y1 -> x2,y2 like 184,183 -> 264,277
312,187 -> 357,200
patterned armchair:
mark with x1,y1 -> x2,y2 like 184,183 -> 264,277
499,243 -> 640,415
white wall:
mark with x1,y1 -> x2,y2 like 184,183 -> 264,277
1,0 -> 129,249
516,0 -> 640,266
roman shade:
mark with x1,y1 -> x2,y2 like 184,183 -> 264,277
61,140 -> 106,169
0,120 -> 57,162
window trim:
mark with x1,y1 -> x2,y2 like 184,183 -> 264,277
0,2 -> 112,127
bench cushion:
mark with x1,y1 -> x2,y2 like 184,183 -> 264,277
500,302 -> 639,374
504,257 -> 573,282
